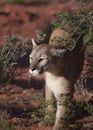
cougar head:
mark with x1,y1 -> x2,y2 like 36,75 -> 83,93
29,39 -> 67,76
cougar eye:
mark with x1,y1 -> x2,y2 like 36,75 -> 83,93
38,58 -> 43,63
29,55 -> 33,60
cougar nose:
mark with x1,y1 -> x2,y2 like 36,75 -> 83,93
32,66 -> 37,71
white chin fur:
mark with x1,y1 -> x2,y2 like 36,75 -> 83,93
29,69 -> 39,76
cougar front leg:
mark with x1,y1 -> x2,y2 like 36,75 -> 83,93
45,84 -> 54,111
38,85 -> 54,127
53,94 -> 71,130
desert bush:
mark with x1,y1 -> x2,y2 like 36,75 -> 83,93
0,121 -> 14,130
0,109 -> 14,130
28,95 -> 93,126
0,34 -> 32,86
52,9 -> 93,51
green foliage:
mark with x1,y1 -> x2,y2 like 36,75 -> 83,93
30,108 -> 55,126
0,121 -> 14,130
55,96 -> 93,123
78,0 -> 91,2
36,30 -> 46,44
28,95 -> 55,126
0,109 -> 13,130
8,0 -> 24,4
85,101 -> 93,116
63,98 -> 93,122
28,94 -> 93,127
53,12 -> 79,30
0,34 -> 31,85
43,110 -> 55,126
52,9 -> 93,51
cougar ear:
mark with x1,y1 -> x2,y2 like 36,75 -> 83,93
31,38 -> 37,48
49,48 -> 67,57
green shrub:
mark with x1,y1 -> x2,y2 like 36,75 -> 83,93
28,94 -> 93,126
0,121 -> 14,130
0,34 -> 31,86
8,0 -> 24,4
52,10 -> 93,51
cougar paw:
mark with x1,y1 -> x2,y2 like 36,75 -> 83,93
53,124 -> 69,130
53,124 -> 61,130
38,121 -> 46,127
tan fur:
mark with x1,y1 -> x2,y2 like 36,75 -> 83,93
29,29 -> 84,130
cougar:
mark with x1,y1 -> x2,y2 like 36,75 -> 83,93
29,29 -> 84,130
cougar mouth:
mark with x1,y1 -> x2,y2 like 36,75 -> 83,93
29,63 -> 48,76
39,67 -> 44,74
29,67 -> 44,76
29,69 -> 39,76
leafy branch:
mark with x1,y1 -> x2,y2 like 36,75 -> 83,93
0,34 -> 32,86
52,9 -> 93,51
